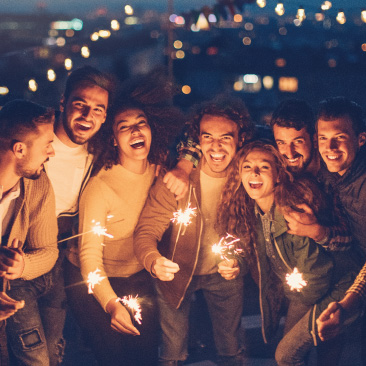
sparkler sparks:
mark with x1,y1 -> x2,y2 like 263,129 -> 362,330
57,218 -> 115,244
212,233 -> 243,261
171,203 -> 197,227
117,295 -> 142,325
87,268 -> 106,294
286,267 -> 307,292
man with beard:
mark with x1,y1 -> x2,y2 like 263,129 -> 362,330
41,66 -> 115,365
134,97 -> 254,366
0,100 -> 58,365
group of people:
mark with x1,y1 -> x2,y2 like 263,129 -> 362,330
0,65 -> 365,366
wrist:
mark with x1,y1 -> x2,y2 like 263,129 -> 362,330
314,226 -> 329,244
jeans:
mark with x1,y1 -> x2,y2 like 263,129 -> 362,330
64,260 -> 159,366
156,272 -> 244,362
6,258 -> 66,366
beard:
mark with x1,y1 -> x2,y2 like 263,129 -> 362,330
62,114 -> 88,145
17,158 -> 48,180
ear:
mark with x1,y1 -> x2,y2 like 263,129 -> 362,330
59,96 -> 65,113
112,137 -> 118,147
358,132 -> 366,148
12,141 -> 27,159
238,135 -> 245,148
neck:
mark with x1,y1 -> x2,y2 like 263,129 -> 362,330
256,194 -> 274,214
201,159 -> 227,178
0,157 -> 21,196
55,115 -> 79,148
120,157 -> 148,174
305,151 -> 320,176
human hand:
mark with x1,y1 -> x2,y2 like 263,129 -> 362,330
152,257 -> 180,281
106,298 -> 140,336
316,302 -> 343,341
282,204 -> 326,242
0,292 -> 25,321
163,160 -> 192,200
0,238 -> 25,280
218,259 -> 240,280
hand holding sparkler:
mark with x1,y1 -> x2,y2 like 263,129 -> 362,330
106,298 -> 140,336
152,257 -> 180,281
218,259 -> 240,280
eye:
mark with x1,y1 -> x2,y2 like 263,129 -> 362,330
276,141 -> 284,146
318,136 -> 327,141
94,108 -> 104,115
261,165 -> 270,170
73,102 -> 84,108
295,139 -> 304,144
242,164 -> 250,169
138,120 -> 148,127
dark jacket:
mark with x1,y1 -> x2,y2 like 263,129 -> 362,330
319,147 -> 366,259
251,207 -> 360,345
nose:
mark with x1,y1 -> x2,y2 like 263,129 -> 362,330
82,105 -> 92,119
284,143 -> 296,158
329,138 -> 338,150
131,125 -> 141,134
253,166 -> 260,175
212,139 -> 222,149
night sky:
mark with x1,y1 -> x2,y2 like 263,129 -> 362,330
2,0 -> 365,14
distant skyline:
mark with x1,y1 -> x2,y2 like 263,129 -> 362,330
1,0 -> 365,15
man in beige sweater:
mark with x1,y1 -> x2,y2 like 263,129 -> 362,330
0,100 -> 58,366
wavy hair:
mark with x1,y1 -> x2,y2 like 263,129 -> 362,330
216,140 -> 291,259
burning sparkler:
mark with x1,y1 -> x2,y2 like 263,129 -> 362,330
87,268 -> 106,294
212,233 -> 243,261
171,203 -> 197,227
117,295 -> 142,325
57,218 -> 115,244
286,267 -> 307,292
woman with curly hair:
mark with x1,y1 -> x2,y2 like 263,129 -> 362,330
64,73 -> 181,366
217,140 -> 360,366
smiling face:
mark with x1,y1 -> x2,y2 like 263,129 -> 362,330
273,124 -> 313,173
113,108 -> 152,173
199,114 -> 239,178
59,85 -> 108,147
317,116 -> 366,176
241,149 -> 278,212
17,123 -> 55,180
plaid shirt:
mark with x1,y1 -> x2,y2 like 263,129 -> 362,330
178,138 -> 202,168
347,262 -> 366,303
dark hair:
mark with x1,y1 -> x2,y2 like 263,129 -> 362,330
275,173 -> 333,227
0,99 -> 54,152
270,99 -> 315,137
186,95 -> 254,145
317,97 -> 366,135
94,69 -> 183,172
63,66 -> 115,106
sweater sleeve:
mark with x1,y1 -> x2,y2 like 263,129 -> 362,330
78,177 -> 118,312
134,175 -> 178,273
21,173 -> 59,280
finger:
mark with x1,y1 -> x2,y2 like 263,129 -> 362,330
296,203 -> 313,215
10,238 -> 19,249
160,260 -> 180,270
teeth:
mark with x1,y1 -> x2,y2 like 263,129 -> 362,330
211,153 -> 224,161
79,123 -> 91,128
130,138 -> 144,146
327,155 -> 340,160
288,158 -> 299,163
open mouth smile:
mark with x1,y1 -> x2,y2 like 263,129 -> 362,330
130,138 -> 145,149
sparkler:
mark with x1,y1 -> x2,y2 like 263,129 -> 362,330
57,218 -> 115,244
171,203 -> 197,227
117,295 -> 142,325
87,268 -> 106,294
211,233 -> 243,261
286,267 -> 307,292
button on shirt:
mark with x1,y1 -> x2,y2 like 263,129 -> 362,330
255,204 -> 287,279
0,182 -> 20,241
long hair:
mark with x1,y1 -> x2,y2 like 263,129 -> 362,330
93,68 -> 183,173
217,140 -> 291,258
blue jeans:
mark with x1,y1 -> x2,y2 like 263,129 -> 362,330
156,272 -> 244,362
6,258 -> 66,366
